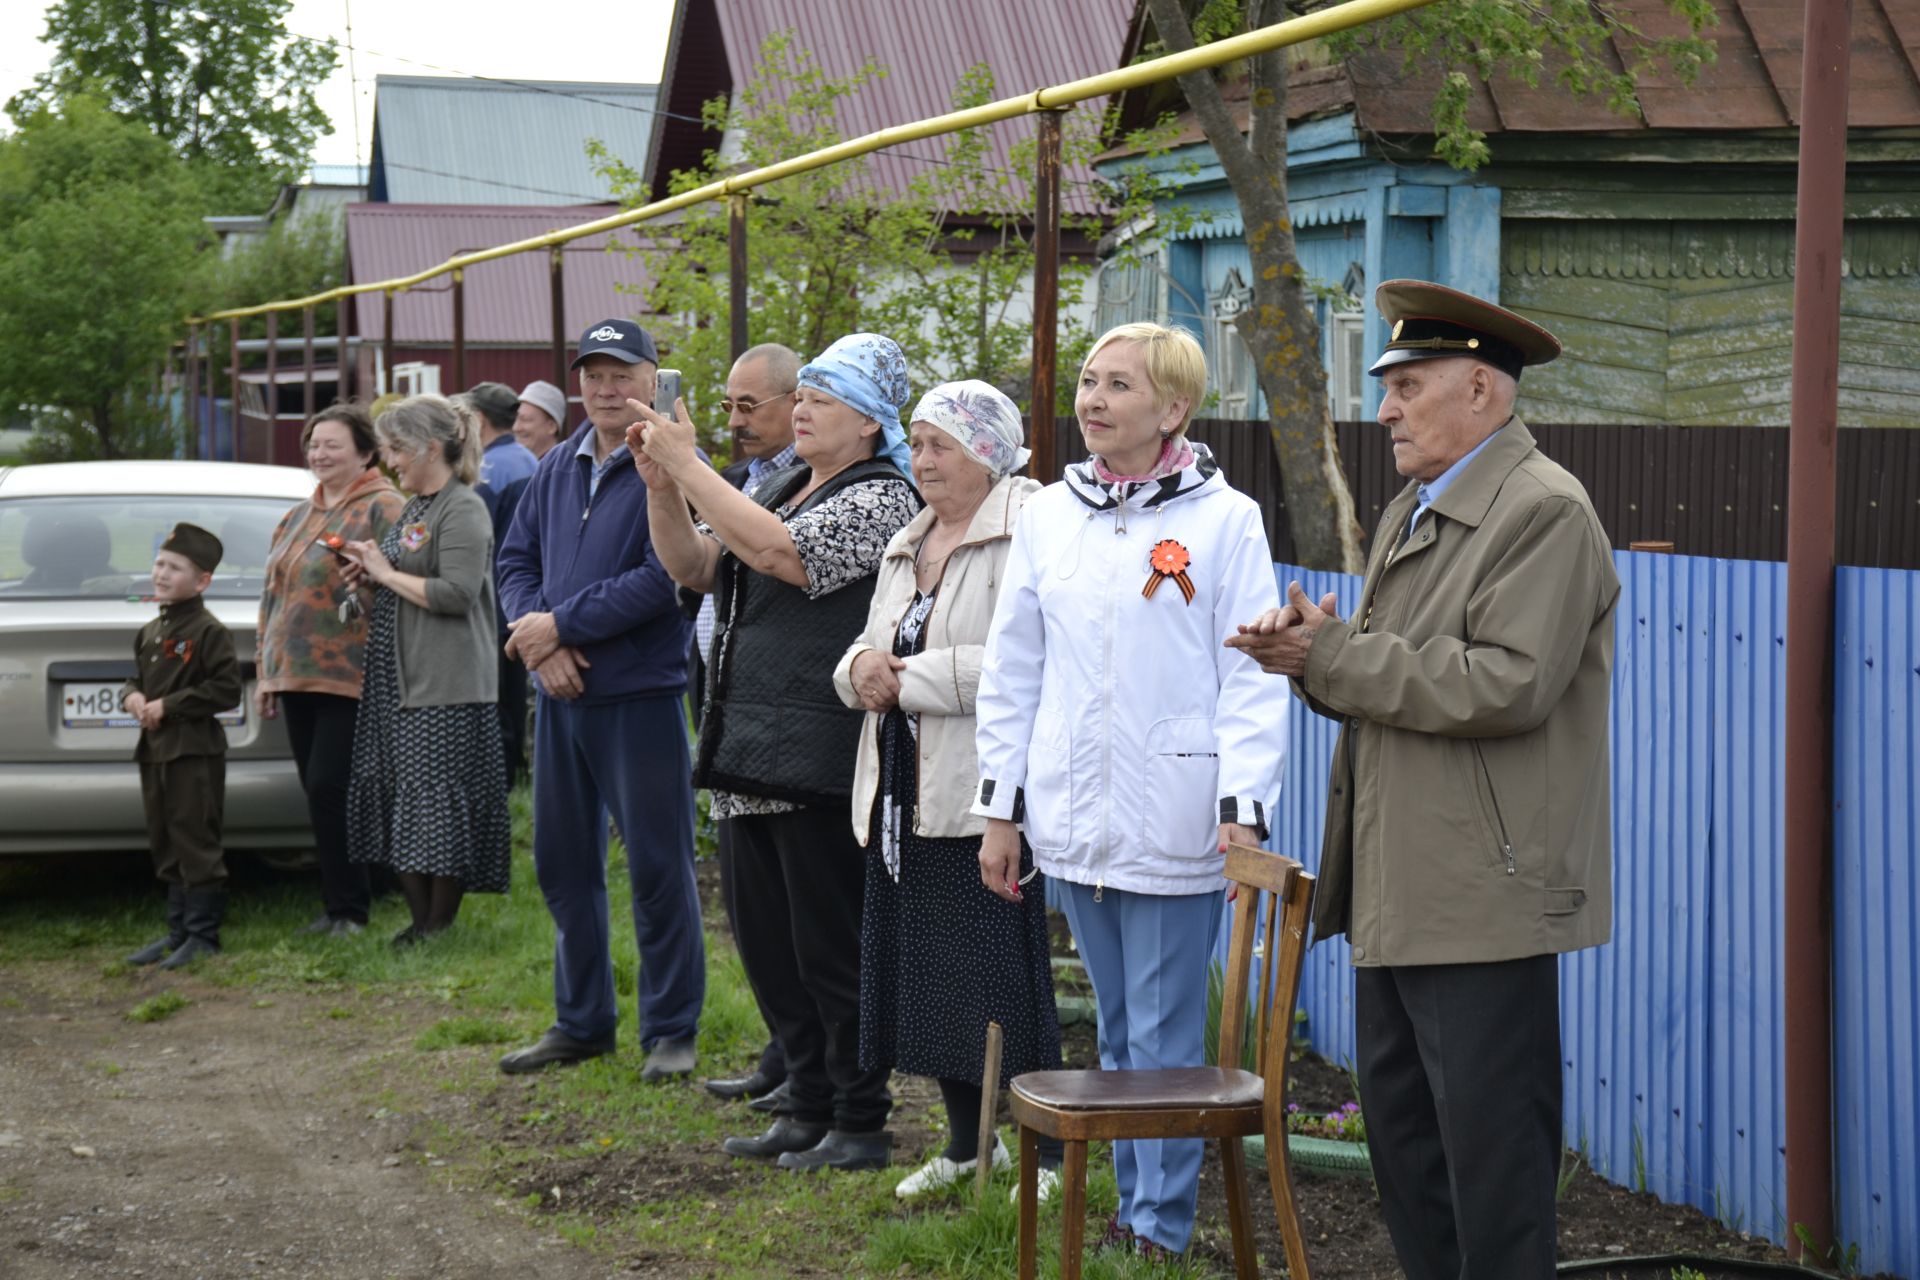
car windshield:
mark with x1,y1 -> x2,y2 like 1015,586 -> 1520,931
0,495 -> 296,601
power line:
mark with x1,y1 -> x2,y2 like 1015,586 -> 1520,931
126,0 -> 1108,195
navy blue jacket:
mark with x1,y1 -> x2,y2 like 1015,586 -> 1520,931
497,424 -> 690,705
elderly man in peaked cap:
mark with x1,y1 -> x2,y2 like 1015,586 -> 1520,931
495,318 -> 704,1082
1229,280 -> 1620,1279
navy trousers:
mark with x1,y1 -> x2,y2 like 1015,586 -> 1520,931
531,692 -> 703,1049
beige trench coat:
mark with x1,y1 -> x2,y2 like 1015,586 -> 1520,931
834,474 -> 1041,846
1296,419 -> 1619,966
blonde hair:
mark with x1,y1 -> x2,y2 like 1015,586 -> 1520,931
375,394 -> 483,486
1081,322 -> 1208,436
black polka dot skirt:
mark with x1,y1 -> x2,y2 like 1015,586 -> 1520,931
858,800 -> 1062,1086
344,511 -> 511,894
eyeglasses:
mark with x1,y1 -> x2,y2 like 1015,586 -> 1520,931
719,392 -> 796,415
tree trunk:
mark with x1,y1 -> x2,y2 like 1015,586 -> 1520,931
1144,0 -> 1366,573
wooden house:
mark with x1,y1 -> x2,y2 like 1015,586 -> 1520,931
1100,0 -> 1920,427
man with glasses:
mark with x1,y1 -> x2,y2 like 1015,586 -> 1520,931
685,342 -> 801,1109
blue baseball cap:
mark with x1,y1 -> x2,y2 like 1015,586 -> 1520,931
571,318 -> 659,369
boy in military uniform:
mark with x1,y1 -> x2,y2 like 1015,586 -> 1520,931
121,523 -> 243,970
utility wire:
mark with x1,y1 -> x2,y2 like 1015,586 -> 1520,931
128,0 -> 1110,196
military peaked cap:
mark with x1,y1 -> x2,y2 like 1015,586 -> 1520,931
1369,279 -> 1561,381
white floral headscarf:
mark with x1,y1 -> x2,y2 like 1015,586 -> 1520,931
908,380 -> 1029,477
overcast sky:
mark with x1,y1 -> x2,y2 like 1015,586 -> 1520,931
0,0 -> 676,168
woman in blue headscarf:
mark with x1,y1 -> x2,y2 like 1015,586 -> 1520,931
630,333 -> 922,1173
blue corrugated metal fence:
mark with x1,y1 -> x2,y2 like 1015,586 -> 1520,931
1245,555 -> 1917,1278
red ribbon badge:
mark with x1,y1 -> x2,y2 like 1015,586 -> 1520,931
1143,539 -> 1196,605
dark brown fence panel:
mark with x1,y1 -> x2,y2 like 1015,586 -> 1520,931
1073,420 -> 1920,569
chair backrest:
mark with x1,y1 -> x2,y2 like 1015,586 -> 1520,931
1217,844 -> 1316,1099
1221,843 -> 1318,1280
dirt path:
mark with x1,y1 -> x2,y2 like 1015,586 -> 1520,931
0,966 -> 620,1280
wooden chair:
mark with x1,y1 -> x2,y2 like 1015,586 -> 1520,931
1009,846 -> 1317,1280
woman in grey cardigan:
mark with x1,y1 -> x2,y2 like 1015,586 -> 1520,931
341,395 -> 511,946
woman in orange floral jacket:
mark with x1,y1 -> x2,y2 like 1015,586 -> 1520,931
256,404 -> 406,937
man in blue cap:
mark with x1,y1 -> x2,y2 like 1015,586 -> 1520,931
495,318 -> 704,1081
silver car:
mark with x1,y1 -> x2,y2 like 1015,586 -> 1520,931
0,460 -> 315,855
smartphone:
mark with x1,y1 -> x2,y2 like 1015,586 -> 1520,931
312,529 -> 349,561
654,367 -> 683,416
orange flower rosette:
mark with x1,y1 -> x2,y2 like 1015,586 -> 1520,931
1142,538 -> 1196,605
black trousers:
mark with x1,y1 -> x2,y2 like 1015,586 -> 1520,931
1355,956 -> 1562,1280
278,691 -> 369,923
715,819 -> 786,1081
139,754 -> 227,888
496,650 -> 528,789
725,807 -> 888,1131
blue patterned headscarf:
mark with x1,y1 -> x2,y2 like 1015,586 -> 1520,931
910,380 -> 1030,478
796,333 -> 913,477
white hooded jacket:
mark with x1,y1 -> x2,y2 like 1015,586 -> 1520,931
972,444 -> 1290,897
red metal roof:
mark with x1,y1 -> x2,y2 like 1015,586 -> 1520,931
646,0 -> 1134,215
345,204 -> 661,345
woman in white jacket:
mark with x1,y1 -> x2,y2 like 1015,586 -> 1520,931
973,323 -> 1289,1259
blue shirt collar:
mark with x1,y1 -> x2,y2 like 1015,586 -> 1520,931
743,443 -> 799,495
575,425 -> 631,472
1417,426 -> 1504,514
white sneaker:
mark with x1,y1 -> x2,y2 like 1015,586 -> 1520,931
894,1135 -> 1011,1198
1010,1165 -> 1062,1206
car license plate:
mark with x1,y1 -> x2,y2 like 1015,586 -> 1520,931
61,682 -> 244,728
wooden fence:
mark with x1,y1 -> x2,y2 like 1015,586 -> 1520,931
1051,420 -> 1920,569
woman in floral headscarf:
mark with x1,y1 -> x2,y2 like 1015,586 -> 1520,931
831,380 -> 1065,1202
631,333 -> 921,1174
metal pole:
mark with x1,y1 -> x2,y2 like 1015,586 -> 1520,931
1783,0 -> 1850,1262
382,290 -> 395,396
229,320 -> 242,463
302,304 -> 316,422
452,268 -> 466,391
264,311 -> 279,465
551,247 -> 567,389
1027,110 -> 1064,484
185,324 -> 200,461
206,321 -> 219,459
729,193 -> 750,361
338,293 -> 352,402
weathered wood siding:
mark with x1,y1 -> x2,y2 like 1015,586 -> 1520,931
1503,219 -> 1920,428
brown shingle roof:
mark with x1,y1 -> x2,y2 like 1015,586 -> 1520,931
1111,0 -> 1920,150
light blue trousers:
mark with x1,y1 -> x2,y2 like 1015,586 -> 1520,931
1057,880 -> 1225,1253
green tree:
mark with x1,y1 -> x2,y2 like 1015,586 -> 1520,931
591,30 -> 1178,455
9,0 -> 338,211
0,99 -> 205,459
190,209 -> 345,346
1137,0 -> 1715,571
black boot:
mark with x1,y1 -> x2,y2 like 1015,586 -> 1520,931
126,885 -> 187,966
777,1129 -> 893,1172
158,887 -> 227,970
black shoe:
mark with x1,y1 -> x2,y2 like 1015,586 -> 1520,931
125,936 -> 176,966
127,885 -> 188,966
705,1068 -> 783,1101
156,935 -> 218,970
390,925 -> 424,950
497,1028 -> 615,1075
748,1078 -> 791,1114
722,1117 -> 829,1160
295,912 -> 335,936
777,1129 -> 892,1172
156,888 -> 226,969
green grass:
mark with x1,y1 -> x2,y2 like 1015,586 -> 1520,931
125,991 -> 191,1023
0,784 -> 1240,1277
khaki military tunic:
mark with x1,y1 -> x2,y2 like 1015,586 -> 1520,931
119,595 -> 242,887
